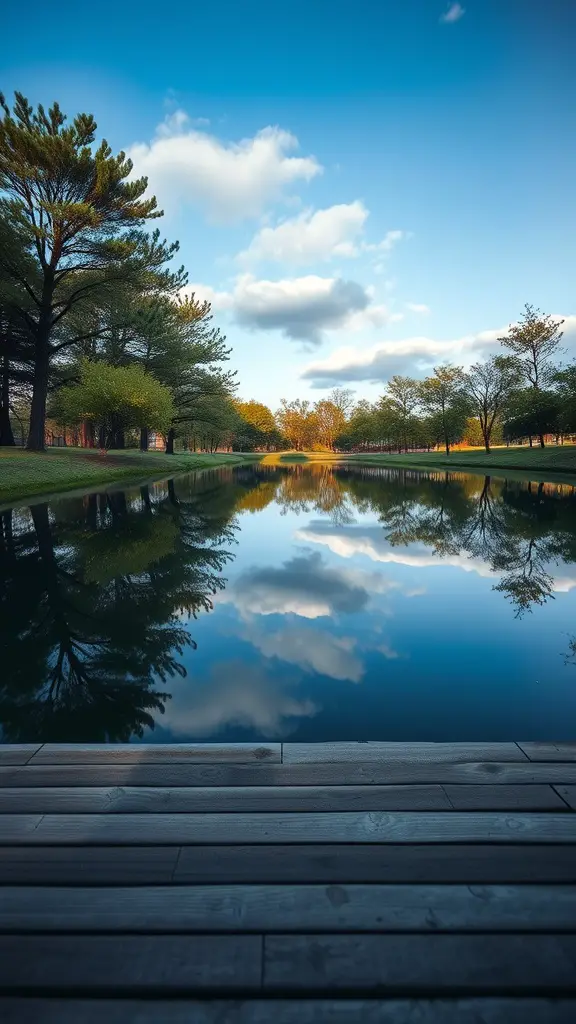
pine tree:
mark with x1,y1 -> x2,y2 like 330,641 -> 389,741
0,92 -> 184,449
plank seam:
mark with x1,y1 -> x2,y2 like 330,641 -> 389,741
24,747 -> 43,766
513,743 -> 530,762
440,786 -> 457,810
551,786 -> 574,812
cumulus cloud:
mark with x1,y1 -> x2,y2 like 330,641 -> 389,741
228,551 -> 372,618
296,522 -> 495,579
219,551 -> 401,621
406,303 -> 430,315
440,3 -> 465,23
190,273 -> 389,346
127,112 -> 321,222
245,622 -> 364,682
239,201 -> 369,265
161,660 -> 318,738
301,315 -> 576,386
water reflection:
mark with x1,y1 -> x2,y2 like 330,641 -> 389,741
1,463 -> 576,743
0,471 -> 241,741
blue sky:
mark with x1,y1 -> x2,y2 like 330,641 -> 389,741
3,0 -> 576,406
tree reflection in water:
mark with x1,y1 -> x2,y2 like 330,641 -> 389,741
0,470 -> 246,742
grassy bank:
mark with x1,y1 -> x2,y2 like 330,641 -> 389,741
0,447 -> 260,505
262,445 -> 576,481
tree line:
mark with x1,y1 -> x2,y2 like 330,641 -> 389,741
336,305 -> 573,456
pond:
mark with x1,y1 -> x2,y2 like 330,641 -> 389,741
1,462 -> 576,743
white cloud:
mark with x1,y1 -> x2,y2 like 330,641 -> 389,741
364,230 -> 408,254
161,661 -> 317,738
301,315 -> 576,385
225,551 -> 372,619
218,551 -> 401,621
245,622 -> 364,682
239,201 -> 369,265
406,303 -> 430,315
190,273 -> 392,346
440,3 -> 465,24
128,112 -> 322,222
297,522 -> 496,579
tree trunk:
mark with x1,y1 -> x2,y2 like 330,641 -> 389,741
528,435 -> 533,448
539,433 -> 545,448
98,425 -> 106,449
82,420 -> 95,449
166,428 -> 175,455
140,427 -> 149,452
0,352 -> 15,446
27,345 -> 50,451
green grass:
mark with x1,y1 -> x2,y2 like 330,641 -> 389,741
267,445 -> 576,482
0,447 -> 261,506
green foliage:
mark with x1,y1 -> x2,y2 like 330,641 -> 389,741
51,360 -> 174,442
0,91 -> 185,448
498,304 -> 564,390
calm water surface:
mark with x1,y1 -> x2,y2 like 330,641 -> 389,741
1,463 -> 576,743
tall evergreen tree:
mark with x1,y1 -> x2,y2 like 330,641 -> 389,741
0,92 -> 185,449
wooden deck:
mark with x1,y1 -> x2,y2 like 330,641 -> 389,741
1,740 -> 576,1021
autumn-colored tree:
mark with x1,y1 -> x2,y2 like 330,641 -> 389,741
314,399 -> 346,449
276,398 -> 318,450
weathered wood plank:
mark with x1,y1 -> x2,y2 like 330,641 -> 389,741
0,847 -> 179,885
28,743 -> 281,765
174,844 -> 576,884
282,743 -> 527,765
0,785 -> 452,814
4,760 -> 576,788
2,843 -> 574,886
0,935 -> 261,992
553,786 -> 576,810
1,999 -> 575,1024
4,884 -> 576,933
443,785 -> 567,810
263,934 -> 576,992
517,743 -> 576,762
0,746 -> 42,766
0,816 -> 44,841
5,811 -> 576,845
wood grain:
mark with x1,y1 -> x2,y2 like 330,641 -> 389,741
4,883 -> 576,933
5,811 -> 576,845
0,847 -> 179,885
282,743 -> 527,765
4,760 -> 576,788
0,935 -> 262,992
173,843 -> 576,884
28,743 -> 281,765
442,785 -> 567,810
517,743 -> 576,762
0,785 -> 452,814
2,843 -> 575,885
263,934 -> 576,992
1,999 -> 575,1024
0,746 -> 42,766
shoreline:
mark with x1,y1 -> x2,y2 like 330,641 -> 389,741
0,449 -> 262,508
